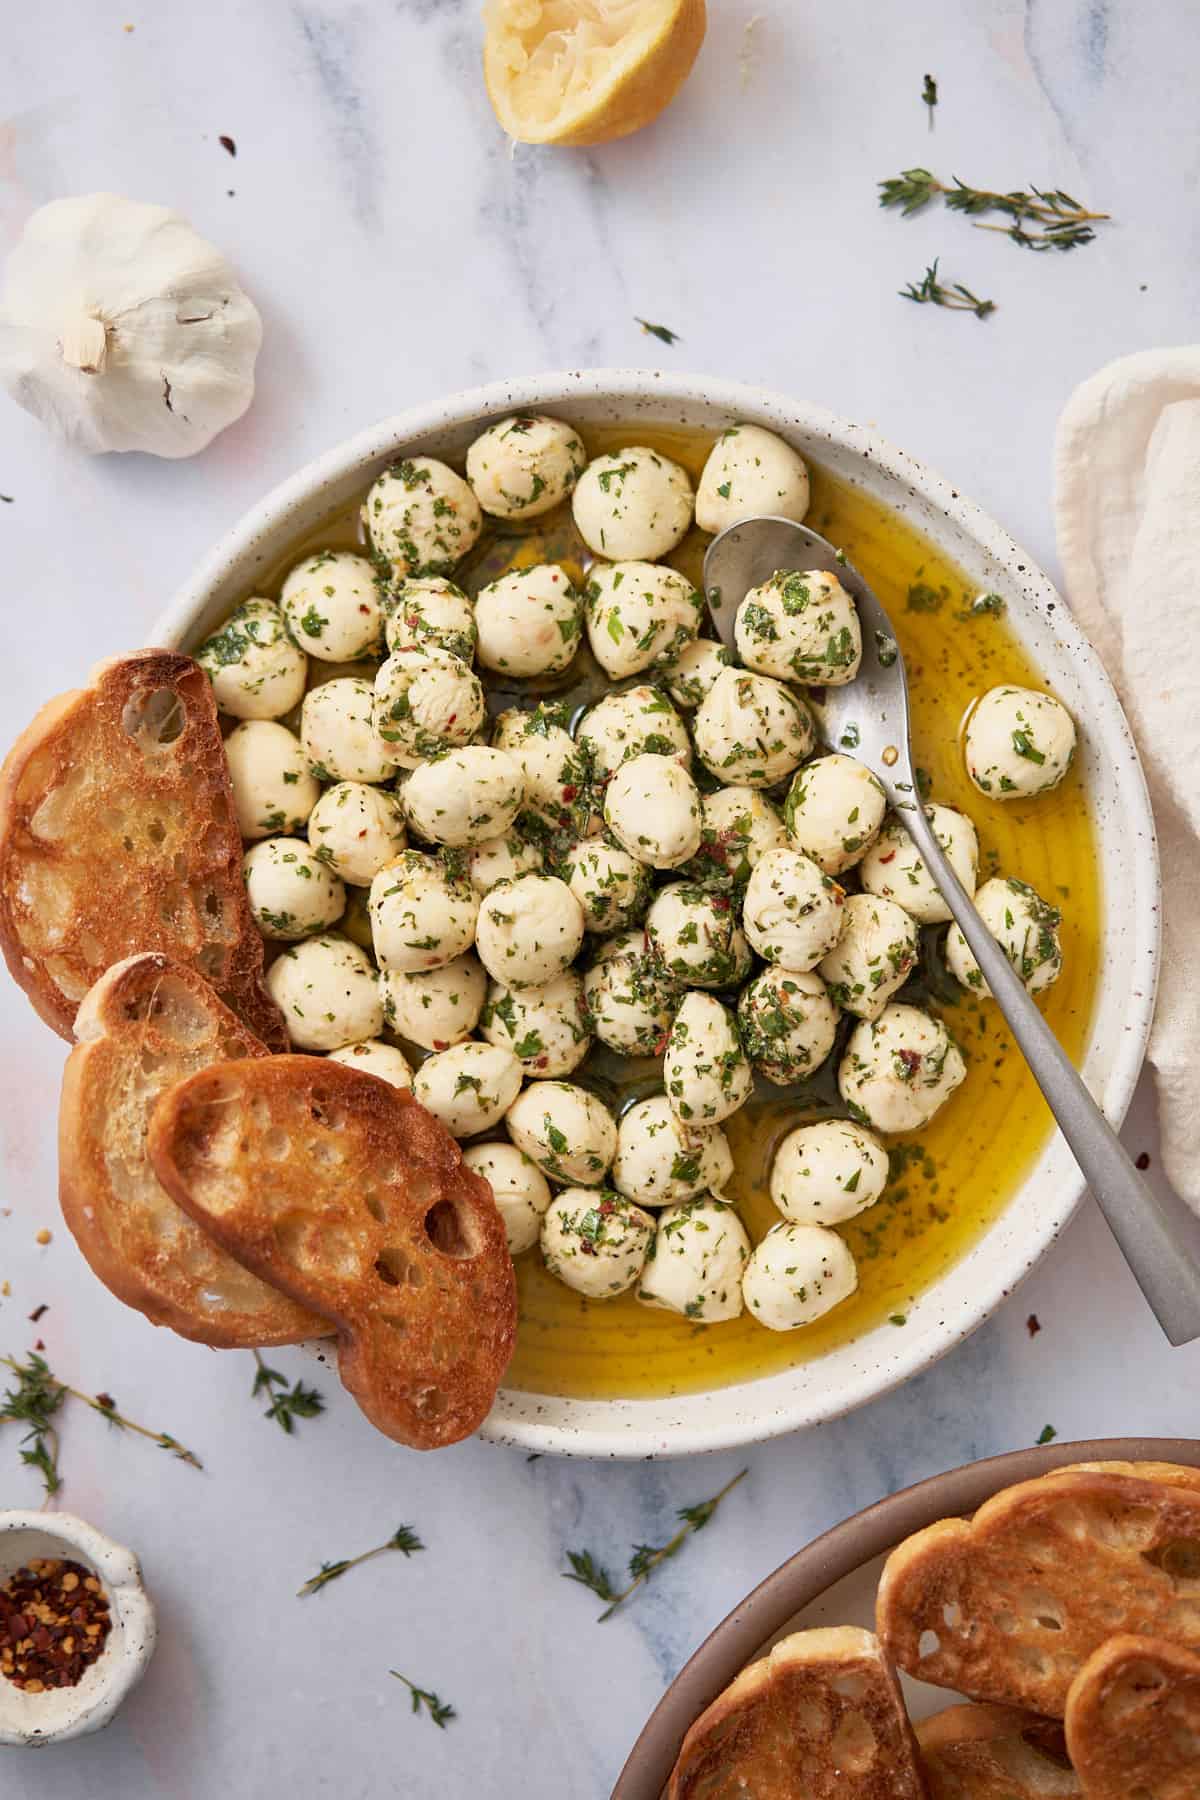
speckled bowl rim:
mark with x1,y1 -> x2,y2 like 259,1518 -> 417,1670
612,1435 -> 1200,1798
159,369 -> 1161,1462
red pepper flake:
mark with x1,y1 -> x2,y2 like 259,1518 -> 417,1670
561,785 -> 577,803
1135,1151 -> 1151,1171
879,850 -> 896,864
0,1560 -> 111,1691
28,1304 -> 48,1323
598,1199 -> 616,1217
712,895 -> 730,912
897,1048 -> 922,1078
1026,1313 -> 1041,1337
94,1393 -> 116,1413
218,134 -> 237,157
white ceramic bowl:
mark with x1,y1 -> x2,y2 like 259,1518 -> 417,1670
158,371 -> 1160,1461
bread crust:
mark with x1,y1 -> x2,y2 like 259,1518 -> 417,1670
1065,1635 -> 1200,1800
147,1056 -> 517,1449
917,1703 -> 1079,1797
0,650 -> 285,1048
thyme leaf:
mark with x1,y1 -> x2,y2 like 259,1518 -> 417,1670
922,73 -> 937,125
900,259 -> 995,319
0,1352 -> 202,1499
879,167 -> 1108,250
298,1524 -> 425,1597
252,1349 -> 325,1434
635,318 -> 680,345
390,1673 -> 456,1728
563,1468 -> 747,1621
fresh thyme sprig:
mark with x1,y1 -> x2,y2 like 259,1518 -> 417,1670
252,1350 -> 324,1434
564,1468 -> 748,1621
298,1524 -> 425,1597
636,318 -> 680,345
879,168 -> 1108,249
900,260 -> 995,319
390,1672 -> 456,1728
922,74 -> 937,125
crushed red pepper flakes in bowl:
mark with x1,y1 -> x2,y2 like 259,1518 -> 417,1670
0,1559 -> 111,1691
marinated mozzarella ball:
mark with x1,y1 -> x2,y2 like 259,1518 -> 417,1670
735,569 -> 862,687
612,1094 -> 733,1209
818,893 -> 920,1022
646,883 -> 752,989
770,1120 -> 888,1226
368,850 -> 478,972
603,754 -> 702,870
373,648 -> 486,763
362,456 -> 482,579
783,755 -> 887,875
859,806 -> 979,926
493,707 -> 592,834
577,685 -> 692,780
506,1081 -> 618,1186
267,933 -> 382,1052
742,1222 -> 858,1331
695,423 -> 811,535
475,563 -> 582,677
743,848 -> 845,971
838,1003 -> 966,1133
461,1141 -> 552,1257
224,720 -> 320,840
465,413 -> 586,520
307,781 -> 407,885
327,1038 -> 414,1090
584,562 -> 702,681
583,931 -> 679,1056
690,787 -> 787,888
664,637 -> 734,710
475,873 -> 585,988
572,446 -> 694,562
383,576 -> 477,665
243,837 -> 345,941
964,685 -> 1077,800
481,972 -> 592,1076
301,677 -> 397,785
541,1187 -> 654,1298
414,1040 -> 523,1139
557,837 -> 652,934
198,597 -> 308,721
468,829 -> 545,895
664,992 -> 753,1127
403,746 -> 525,848
694,667 -> 814,789
280,550 -> 383,662
945,876 -> 1063,998
381,952 -> 487,1049
640,1196 -> 751,1321
737,967 -> 838,1085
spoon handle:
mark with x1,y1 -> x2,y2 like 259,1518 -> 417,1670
902,807 -> 1200,1346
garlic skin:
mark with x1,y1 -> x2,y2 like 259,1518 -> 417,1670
0,194 -> 261,457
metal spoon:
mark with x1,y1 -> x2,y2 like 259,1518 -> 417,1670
704,515 -> 1200,1346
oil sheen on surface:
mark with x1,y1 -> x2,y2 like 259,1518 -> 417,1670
253,424 -> 1101,1403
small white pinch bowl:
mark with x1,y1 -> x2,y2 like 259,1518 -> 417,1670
0,1512 -> 155,1749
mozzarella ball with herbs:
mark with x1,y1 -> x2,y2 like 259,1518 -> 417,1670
640,1196 -> 751,1322
945,876 -> 1063,998
493,707 -> 592,834
403,746 -> 525,848
577,684 -> 692,779
461,1141 -> 552,1256
646,883 -> 752,989
243,837 -> 345,941
373,648 -> 486,764
612,1094 -> 733,1209
665,637 -> 734,710
784,755 -> 886,875
572,446 -> 694,562
818,892 -> 920,1022
468,829 -> 545,895
481,971 -> 592,1076
859,806 -> 979,927
383,577 -> 476,665
742,1222 -> 858,1331
664,992 -> 753,1127
735,569 -> 862,687
506,1081 -> 617,1186
695,423 -> 811,535
558,837 -> 652,934
301,677 -> 397,785
280,550 -> 383,662
475,563 -> 582,677
584,562 -> 702,681
541,1187 -> 654,1298
737,967 -> 838,1085
414,1040 -> 523,1139
224,720 -> 320,840
368,851 -> 478,972
381,951 -> 486,1049
327,1038 -> 414,1090
770,1120 -> 888,1226
743,848 -> 845,971
693,787 -> 787,888
266,933 -> 382,1052
838,1003 -> 966,1134
465,413 -> 586,519
198,597 -> 308,721
583,931 -> 679,1056
307,781 -> 407,885
694,667 -> 814,789
964,685 -> 1077,800
603,754 -> 702,871
362,457 -> 482,579
475,873 -> 584,989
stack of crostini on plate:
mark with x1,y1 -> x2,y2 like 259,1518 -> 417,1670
668,1460 -> 1200,1797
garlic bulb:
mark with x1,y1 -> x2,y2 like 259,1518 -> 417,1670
0,193 -> 262,457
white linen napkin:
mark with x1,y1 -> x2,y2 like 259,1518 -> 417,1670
1056,348 -> 1200,1216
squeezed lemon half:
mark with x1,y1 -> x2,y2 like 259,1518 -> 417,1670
484,0 -> 707,146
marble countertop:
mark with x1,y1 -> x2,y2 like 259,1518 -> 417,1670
2,2 -> 1199,1794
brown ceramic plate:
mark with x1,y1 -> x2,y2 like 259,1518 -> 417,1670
612,1435 -> 1200,1798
